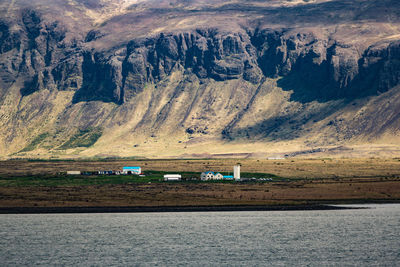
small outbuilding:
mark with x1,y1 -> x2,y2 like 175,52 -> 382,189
223,175 -> 234,180
67,171 -> 81,175
164,174 -> 182,181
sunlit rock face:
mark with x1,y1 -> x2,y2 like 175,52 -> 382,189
1,0 -> 400,158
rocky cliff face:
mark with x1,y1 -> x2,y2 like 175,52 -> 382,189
1,0 -> 400,158
13,22 -> 400,105
251,29 -> 400,102
74,30 -> 264,104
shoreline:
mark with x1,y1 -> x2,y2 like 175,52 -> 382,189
0,204 -> 366,214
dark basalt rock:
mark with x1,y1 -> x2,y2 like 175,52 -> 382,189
250,29 -> 400,102
0,11 -> 73,97
74,30 -> 263,103
0,21 -> 21,54
70,28 -> 399,104
73,51 -> 124,104
85,30 -> 105,43
0,10 -> 399,106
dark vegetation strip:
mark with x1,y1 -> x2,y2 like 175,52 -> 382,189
58,128 -> 102,149
19,133 -> 49,152
0,171 -> 283,187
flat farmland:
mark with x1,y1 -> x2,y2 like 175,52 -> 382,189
0,158 -> 399,209
0,178 -> 399,209
1,158 -> 400,178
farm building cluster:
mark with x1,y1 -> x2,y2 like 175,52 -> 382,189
201,171 -> 233,180
201,164 -> 240,180
67,166 -> 142,176
67,164 -> 242,181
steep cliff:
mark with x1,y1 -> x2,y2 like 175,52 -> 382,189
1,0 -> 400,158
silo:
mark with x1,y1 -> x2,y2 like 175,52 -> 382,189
234,164 -> 241,180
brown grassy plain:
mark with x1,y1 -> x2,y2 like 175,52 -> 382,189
1,158 -> 400,178
0,179 -> 399,208
0,158 -> 399,209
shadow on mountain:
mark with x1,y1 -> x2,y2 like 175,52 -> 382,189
277,41 -> 400,103
223,98 -> 346,142
72,52 -> 122,104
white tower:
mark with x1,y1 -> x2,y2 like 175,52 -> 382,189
234,164 -> 241,181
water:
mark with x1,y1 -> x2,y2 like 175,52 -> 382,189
0,204 -> 399,266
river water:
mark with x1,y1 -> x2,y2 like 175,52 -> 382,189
0,204 -> 399,266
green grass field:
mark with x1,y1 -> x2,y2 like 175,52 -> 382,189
0,170 -> 282,187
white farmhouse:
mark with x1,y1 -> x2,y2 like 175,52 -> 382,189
201,171 -> 215,180
214,172 -> 224,180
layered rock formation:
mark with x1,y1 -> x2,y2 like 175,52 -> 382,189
0,0 -> 400,158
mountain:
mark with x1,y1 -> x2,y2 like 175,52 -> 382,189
1,0 -> 400,159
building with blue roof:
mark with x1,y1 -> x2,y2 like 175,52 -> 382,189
200,165 -> 240,181
122,166 -> 141,175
